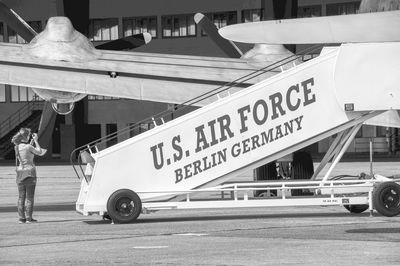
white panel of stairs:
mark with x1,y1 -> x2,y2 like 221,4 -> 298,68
81,42 -> 400,212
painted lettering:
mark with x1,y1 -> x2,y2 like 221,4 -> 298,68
150,143 -> 164,170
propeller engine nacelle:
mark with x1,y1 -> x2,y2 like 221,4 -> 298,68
25,17 -> 97,115
32,88 -> 86,115
51,102 -> 76,115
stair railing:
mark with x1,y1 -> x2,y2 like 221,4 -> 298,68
0,97 -> 43,139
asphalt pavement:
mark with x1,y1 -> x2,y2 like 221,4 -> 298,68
1,162 -> 400,265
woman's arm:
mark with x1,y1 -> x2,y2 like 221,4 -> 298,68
29,133 -> 47,156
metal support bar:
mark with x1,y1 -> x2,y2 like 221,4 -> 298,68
368,187 -> 374,217
322,123 -> 363,182
370,138 -> 374,177
311,129 -> 349,180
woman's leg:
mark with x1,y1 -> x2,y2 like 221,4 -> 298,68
17,183 -> 27,219
25,183 -> 36,220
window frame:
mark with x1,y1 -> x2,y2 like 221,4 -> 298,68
88,95 -> 119,101
161,14 -> 197,38
7,21 -> 41,44
0,22 -> 4,42
10,86 -> 37,102
89,18 -> 119,42
201,11 -> 237,36
326,1 -> 360,16
241,8 -> 264,23
297,5 -> 322,18
0,84 -> 6,103
123,16 -> 158,38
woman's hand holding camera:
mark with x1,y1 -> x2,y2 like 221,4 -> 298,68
32,133 -> 38,141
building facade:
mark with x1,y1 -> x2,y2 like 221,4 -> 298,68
0,0 -> 392,160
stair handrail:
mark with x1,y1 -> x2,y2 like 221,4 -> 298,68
70,44 -> 324,180
0,112 -> 42,158
0,98 -> 43,139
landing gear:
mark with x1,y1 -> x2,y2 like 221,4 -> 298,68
106,189 -> 142,223
254,161 -> 277,197
343,204 -> 369,214
373,182 -> 400,217
291,151 -> 314,196
254,151 -> 314,197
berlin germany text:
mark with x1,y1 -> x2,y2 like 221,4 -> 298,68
149,77 -> 317,184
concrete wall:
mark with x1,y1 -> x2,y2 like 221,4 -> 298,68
1,0 -> 57,20
89,0 -> 263,18
87,99 -> 169,125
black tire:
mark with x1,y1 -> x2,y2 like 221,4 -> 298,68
291,151 -> 314,196
254,161 -> 277,197
373,182 -> 400,217
107,189 -> 142,223
343,204 -> 369,214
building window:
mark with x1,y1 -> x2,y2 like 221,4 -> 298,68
327,2 -> 360,16
10,86 -> 36,102
242,9 -> 263,22
0,84 -> 5,102
356,127 -> 363,138
123,16 -> 157,38
8,21 -> 42,43
376,126 -> 387,138
89,18 -> 119,41
298,5 -> 322,18
0,22 -> 4,42
106,123 -> 118,147
88,95 -> 119,100
202,11 -> 237,35
162,14 -> 196,38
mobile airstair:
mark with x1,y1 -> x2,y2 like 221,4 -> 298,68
71,42 -> 400,223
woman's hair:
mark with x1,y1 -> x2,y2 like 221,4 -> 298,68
11,128 -> 31,145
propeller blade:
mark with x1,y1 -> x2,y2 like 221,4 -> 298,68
95,32 -> 152,50
37,102 -> 57,157
0,2 -> 37,42
219,10 -> 400,44
194,13 -> 242,58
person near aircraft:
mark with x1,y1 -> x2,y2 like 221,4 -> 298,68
11,128 -> 47,224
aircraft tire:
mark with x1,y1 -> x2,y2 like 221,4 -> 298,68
107,189 -> 142,223
291,151 -> 314,196
373,182 -> 400,217
343,204 -> 369,213
254,161 -> 277,197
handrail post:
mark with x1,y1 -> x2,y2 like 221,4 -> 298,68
369,138 -> 374,177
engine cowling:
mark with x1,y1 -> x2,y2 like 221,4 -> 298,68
51,102 -> 75,115
32,88 -> 86,115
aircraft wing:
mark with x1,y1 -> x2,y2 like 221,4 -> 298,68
365,111 -> 400,128
0,43 -> 275,106
219,10 -> 400,44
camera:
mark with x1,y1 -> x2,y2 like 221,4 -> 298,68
29,133 -> 37,144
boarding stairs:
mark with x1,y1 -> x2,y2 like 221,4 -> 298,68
70,45 -> 322,176
0,100 -> 43,159
71,42 -> 400,214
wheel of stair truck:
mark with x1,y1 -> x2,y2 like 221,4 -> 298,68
107,189 -> 142,223
291,151 -> 314,196
343,204 -> 369,214
254,161 -> 277,197
373,182 -> 400,217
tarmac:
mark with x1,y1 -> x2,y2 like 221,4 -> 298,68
1,162 -> 400,265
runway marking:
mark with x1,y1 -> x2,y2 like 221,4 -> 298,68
133,246 -> 168,249
173,233 -> 208,236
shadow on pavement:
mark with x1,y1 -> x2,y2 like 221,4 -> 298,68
346,228 -> 400,234
84,211 -> 371,225
0,203 -> 74,213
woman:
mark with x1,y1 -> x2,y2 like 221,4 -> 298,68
11,128 -> 47,224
